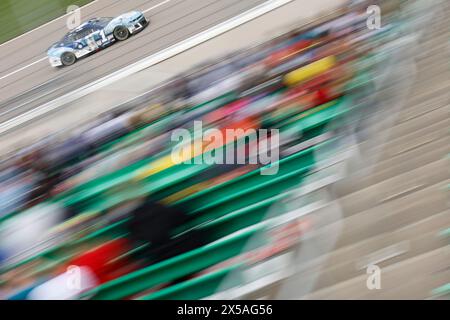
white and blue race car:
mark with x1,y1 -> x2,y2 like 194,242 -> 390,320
47,11 -> 148,67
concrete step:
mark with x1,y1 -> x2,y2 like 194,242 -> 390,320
351,115 -> 449,171
337,138 -> 449,195
367,269 -> 450,300
335,182 -> 448,246
271,0 -> 450,299
337,160 -> 449,217
302,246 -> 450,299
310,210 -> 450,290
408,80 -> 450,106
397,95 -> 449,124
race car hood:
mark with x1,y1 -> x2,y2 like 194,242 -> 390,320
47,42 -> 77,57
47,40 -> 77,52
111,11 -> 142,24
48,41 -> 75,51
101,10 -> 144,36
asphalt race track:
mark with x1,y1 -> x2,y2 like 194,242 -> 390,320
0,0 -> 267,123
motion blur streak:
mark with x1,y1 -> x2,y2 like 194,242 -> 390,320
0,0 -> 449,301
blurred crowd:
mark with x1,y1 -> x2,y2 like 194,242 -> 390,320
0,0 -> 413,299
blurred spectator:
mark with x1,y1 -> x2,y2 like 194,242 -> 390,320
126,198 -> 208,265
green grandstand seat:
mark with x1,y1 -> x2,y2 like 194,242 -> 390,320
439,227 -> 450,238
431,283 -> 450,299
55,97 -> 350,210
0,96 -> 350,276
83,224 -> 266,300
138,264 -> 243,300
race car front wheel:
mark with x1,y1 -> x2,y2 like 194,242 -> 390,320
61,52 -> 76,66
113,26 -> 130,41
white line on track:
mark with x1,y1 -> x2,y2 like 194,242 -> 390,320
0,0 -> 293,134
0,57 -> 47,82
142,0 -> 172,14
0,0 -> 173,82
0,80 -> 66,118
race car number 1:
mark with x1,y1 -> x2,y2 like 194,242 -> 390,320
87,31 -> 108,49
99,30 -> 108,43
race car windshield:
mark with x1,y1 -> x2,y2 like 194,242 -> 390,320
62,30 -> 87,42
62,28 -> 94,42
96,17 -> 114,27
62,32 -> 77,42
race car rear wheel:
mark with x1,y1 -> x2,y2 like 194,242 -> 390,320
113,26 -> 130,41
61,52 -> 76,66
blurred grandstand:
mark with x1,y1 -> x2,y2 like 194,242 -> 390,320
0,0 -> 448,300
